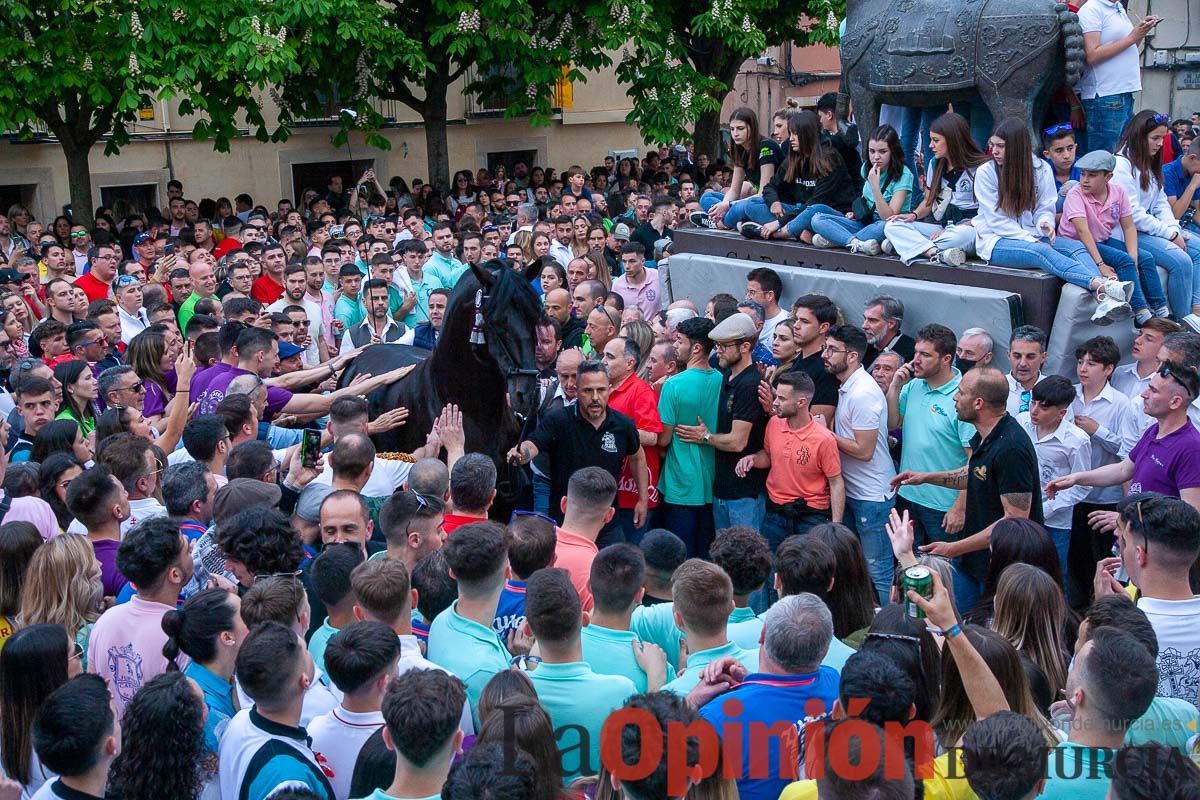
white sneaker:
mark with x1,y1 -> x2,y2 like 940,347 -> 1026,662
812,234 -> 834,248
857,239 -> 882,256
930,248 -> 966,267
1135,308 -> 1153,325
1104,278 -> 1134,304
1154,305 -> 1171,319
1183,313 -> 1200,334
1092,286 -> 1131,325
881,240 -> 895,255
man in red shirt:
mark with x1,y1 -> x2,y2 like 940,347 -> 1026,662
73,243 -> 118,302
211,216 -> 243,260
250,242 -> 286,305
601,336 -> 662,544
442,453 -> 495,534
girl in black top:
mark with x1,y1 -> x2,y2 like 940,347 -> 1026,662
745,111 -> 857,240
695,107 -> 782,230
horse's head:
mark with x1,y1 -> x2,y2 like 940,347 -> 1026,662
467,258 -> 544,421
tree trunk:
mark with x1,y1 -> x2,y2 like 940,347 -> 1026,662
692,108 -> 723,161
424,64 -> 451,192
61,139 -> 95,227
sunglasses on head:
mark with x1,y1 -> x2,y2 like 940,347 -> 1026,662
1157,361 -> 1199,398
112,275 -> 141,290
1043,122 -> 1073,136
1152,113 -> 1171,125
510,510 -> 557,526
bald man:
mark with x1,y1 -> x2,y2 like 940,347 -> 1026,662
892,367 -> 1042,609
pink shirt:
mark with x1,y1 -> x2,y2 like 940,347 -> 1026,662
1058,181 -> 1131,242
87,596 -> 187,718
554,527 -> 599,612
611,268 -> 662,322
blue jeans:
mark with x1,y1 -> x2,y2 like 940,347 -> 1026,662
699,191 -> 762,229
1046,526 -> 1071,590
899,105 -> 943,198
953,98 -> 995,153
988,238 -> 1098,289
1098,237 -> 1167,311
1132,234 -> 1196,316
1082,93 -> 1134,155
660,503 -> 715,559
845,496 -> 896,607
785,203 -> 840,238
746,200 -> 798,226
713,496 -> 765,532
616,508 -> 647,547
810,213 -> 889,247
532,473 -> 551,515
952,566 -> 982,612
1052,238 -> 1147,309
899,497 -> 953,547
752,508 -> 831,613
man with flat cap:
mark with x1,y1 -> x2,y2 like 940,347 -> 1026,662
673,312 -> 769,531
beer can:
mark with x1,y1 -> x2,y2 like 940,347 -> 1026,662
903,566 -> 933,619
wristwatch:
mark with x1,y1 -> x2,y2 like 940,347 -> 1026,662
703,432 -> 711,444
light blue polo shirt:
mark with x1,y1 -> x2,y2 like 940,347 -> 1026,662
580,624 -> 677,693
307,618 -> 339,684
528,661 -> 636,779
660,641 -> 759,696
727,606 -> 764,651
424,251 -> 468,291
185,661 -> 235,754
631,603 -> 684,669
897,370 -> 976,512
1040,742 -> 1114,799
427,601 -> 512,725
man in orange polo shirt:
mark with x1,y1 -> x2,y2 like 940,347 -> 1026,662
553,467 -> 618,612
442,453 -> 495,534
602,336 -> 662,545
736,370 -> 844,551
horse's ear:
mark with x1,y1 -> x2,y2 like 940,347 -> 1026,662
520,257 -> 542,284
470,259 -> 500,289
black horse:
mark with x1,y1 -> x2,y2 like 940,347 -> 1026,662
338,258 -> 543,515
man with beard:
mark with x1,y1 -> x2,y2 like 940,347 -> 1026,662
601,336 -> 663,544
509,359 -> 647,544
894,367 -> 1042,611
534,316 -> 562,379
412,289 -> 449,351
269,263 -> 328,365
885,324 -> 973,548
861,295 -> 914,369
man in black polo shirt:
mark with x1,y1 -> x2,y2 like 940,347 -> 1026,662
676,312 -> 768,530
508,359 -> 647,545
892,367 -> 1042,611
785,294 -> 840,420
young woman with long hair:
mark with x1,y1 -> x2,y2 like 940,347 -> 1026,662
571,215 -> 591,258
860,605 -> 943,722
106,671 -> 213,800
0,624 -> 77,794
742,111 -> 857,241
539,259 -> 568,295
0,521 -> 41,648
476,697 -> 579,800
37,453 -> 83,533
619,320 -> 656,380
963,517 -> 1064,627
20,535 -> 104,668
809,522 -> 878,643
52,359 -> 98,438
161,588 -> 248,755
884,112 -> 990,265
976,119 -> 1134,323
695,107 -> 783,230
809,124 -> 914,254
930,626 -> 1059,752
446,170 -> 477,215
990,563 -> 1074,703
125,327 -> 175,427
1115,109 -> 1200,328
31,418 -> 92,466
768,318 -> 801,378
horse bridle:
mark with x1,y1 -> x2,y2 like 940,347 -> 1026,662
469,288 -> 541,382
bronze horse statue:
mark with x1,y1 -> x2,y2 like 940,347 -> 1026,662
840,0 -> 1085,143
338,259 -> 543,517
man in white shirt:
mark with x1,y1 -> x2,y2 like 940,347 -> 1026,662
339,279 -> 413,354
1006,325 -> 1049,417
1112,319 -> 1183,401
746,267 -> 788,349
549,215 -> 574,269
98,434 -> 168,536
113,276 -> 150,345
1096,493 -> 1200,709
1018,375 -> 1092,589
823,324 -> 897,605
308,622 -> 400,800
1077,0 -> 1157,153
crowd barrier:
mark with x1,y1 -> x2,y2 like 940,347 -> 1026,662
666,229 -> 1139,377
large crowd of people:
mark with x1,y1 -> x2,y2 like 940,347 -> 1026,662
0,15 -> 1199,798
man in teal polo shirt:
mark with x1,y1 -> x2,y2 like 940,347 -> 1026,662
333,263 -> 366,333
885,323 -> 975,545
524,567 -> 636,779
580,544 -> 672,692
425,222 -> 469,290
426,521 -> 513,726
659,559 -> 758,695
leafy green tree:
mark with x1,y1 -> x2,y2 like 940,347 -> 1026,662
0,0 -> 311,225
612,0 -> 843,157
275,0 -> 615,190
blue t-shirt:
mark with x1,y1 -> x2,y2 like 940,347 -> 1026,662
699,669 -> 840,800
1163,157 -> 1188,201
492,580 -> 527,643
